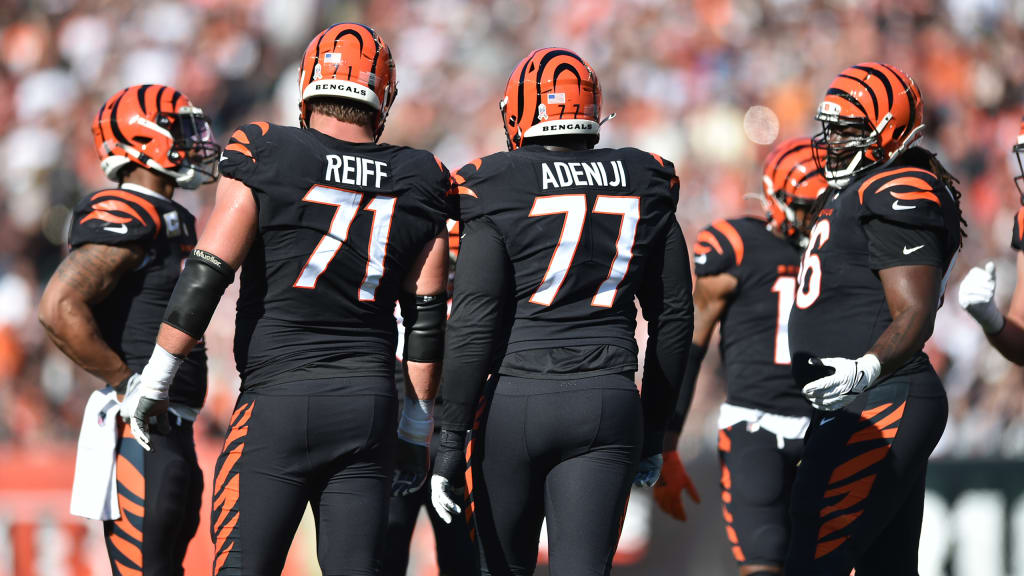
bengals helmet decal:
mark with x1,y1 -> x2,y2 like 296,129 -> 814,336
1013,116 -> 1024,204
92,84 -> 220,189
298,22 -> 396,140
812,62 -> 924,187
500,48 -> 605,151
762,137 -> 828,238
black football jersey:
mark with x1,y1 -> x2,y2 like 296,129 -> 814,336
219,122 -> 448,389
693,217 -> 810,417
1012,207 -> 1023,251
454,145 -> 679,376
788,156 -> 962,386
68,184 -> 207,408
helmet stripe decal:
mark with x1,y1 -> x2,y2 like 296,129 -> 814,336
826,88 -> 869,118
853,64 -> 893,117
535,50 -> 588,123
360,24 -> 382,89
838,74 -> 877,120
878,63 -> 916,141
108,90 -> 130,148
137,84 -> 151,114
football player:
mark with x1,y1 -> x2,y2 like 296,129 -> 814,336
787,63 -> 966,574
655,137 -> 826,575
126,23 -> 450,575
384,220 -> 477,576
38,84 -> 219,575
430,48 -> 693,574
957,117 -> 1024,364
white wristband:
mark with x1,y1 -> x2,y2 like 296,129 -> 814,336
139,344 -> 183,400
398,395 -> 434,446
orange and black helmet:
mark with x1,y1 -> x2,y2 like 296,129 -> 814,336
298,22 -> 396,140
500,48 -> 604,151
92,84 -> 219,189
812,62 -> 924,187
762,137 -> 828,237
1013,116 -> 1024,204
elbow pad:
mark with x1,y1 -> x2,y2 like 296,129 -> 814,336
403,292 -> 447,362
162,249 -> 235,339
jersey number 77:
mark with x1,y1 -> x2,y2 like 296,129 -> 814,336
293,184 -> 395,301
528,194 -> 640,308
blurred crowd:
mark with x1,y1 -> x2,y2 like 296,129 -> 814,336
0,0 -> 1022,458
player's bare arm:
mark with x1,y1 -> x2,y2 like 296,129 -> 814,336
39,242 -> 144,387
870,264 -> 942,376
400,229 -> 449,403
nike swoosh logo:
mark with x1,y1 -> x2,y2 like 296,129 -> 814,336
694,254 -> 707,265
892,200 -> 916,211
220,154 -> 229,162
820,416 -> 836,425
903,245 -> 925,255
103,224 -> 128,234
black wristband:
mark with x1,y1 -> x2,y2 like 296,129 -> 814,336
433,428 -> 468,483
162,250 -> 235,339
402,292 -> 447,362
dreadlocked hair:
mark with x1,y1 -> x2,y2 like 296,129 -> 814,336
900,146 -> 968,247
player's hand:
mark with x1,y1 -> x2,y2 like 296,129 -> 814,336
801,354 -> 881,411
958,262 -> 1005,334
633,452 -> 663,488
430,428 -> 467,524
392,438 -> 429,496
121,374 -> 170,452
653,451 -> 701,521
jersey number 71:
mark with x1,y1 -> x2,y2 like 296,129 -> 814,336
293,185 -> 394,301
528,194 -> 640,308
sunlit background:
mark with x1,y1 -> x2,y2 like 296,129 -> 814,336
0,0 -> 1022,574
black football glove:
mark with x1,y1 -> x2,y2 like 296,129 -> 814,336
430,428 -> 467,524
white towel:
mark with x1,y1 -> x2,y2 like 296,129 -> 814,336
70,388 -> 121,521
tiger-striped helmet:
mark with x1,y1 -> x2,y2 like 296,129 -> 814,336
500,48 -> 603,151
1013,116 -> 1024,204
92,84 -> 219,189
298,22 -> 396,141
812,63 -> 924,187
762,137 -> 828,237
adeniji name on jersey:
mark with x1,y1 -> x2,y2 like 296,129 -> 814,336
788,160 -> 961,383
219,122 -> 448,389
69,185 -> 207,407
693,217 -> 809,417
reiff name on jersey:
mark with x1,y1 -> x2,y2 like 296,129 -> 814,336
325,154 -> 389,188
540,160 -> 628,190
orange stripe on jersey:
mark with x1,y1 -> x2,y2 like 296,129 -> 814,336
110,533 -> 143,567
433,155 -> 444,172
118,492 -> 145,518
696,230 -> 723,255
253,121 -> 269,135
1017,208 -> 1024,242
828,446 -> 889,485
817,510 -> 863,540
92,199 -> 146,224
215,448 -> 243,495
718,429 -> 731,452
114,559 -> 142,576
820,474 -> 876,517
80,211 -> 133,225
857,167 -> 929,204
93,191 -> 162,235
814,535 -> 848,559
457,186 -> 478,198
231,129 -> 250,145
650,153 -> 664,167
890,190 -> 940,205
225,142 -> 253,158
214,542 -> 235,574
860,402 -> 892,421
116,453 -> 146,500
711,219 -> 744,265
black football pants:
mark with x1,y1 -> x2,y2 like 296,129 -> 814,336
469,374 -> 642,576
211,380 -> 396,576
786,370 -> 947,575
105,418 -> 203,576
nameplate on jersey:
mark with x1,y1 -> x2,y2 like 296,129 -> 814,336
324,154 -> 392,191
540,161 -> 627,190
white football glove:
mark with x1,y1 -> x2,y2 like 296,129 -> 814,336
430,474 -> 463,525
633,453 -> 664,488
124,345 -> 182,451
801,354 -> 881,411
958,261 -> 1005,334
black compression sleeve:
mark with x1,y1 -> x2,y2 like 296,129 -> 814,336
665,343 -> 707,435
439,218 -> 510,430
400,292 -> 447,362
637,220 -> 694,457
162,249 -> 235,339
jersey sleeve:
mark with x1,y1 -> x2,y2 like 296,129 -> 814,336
857,167 -> 949,230
451,153 -> 510,223
406,151 -> 450,237
693,220 -> 744,278
864,218 -> 946,270
1012,207 -> 1024,251
68,189 -> 161,247
219,121 -> 271,185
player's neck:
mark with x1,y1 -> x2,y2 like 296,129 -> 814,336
309,113 -> 375,143
121,170 -> 175,199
